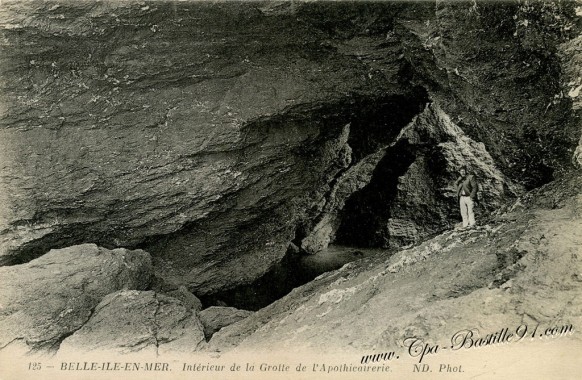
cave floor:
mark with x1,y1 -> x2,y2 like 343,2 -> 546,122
208,171 -> 582,356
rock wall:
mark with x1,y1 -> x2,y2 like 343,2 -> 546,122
337,104 -> 521,248
0,1 -> 579,295
394,1 -> 580,188
0,2 -> 410,292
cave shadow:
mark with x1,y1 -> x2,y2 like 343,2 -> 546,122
199,97 -> 431,311
334,139 -> 418,247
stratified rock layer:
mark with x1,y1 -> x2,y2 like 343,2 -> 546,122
0,244 -> 152,353
0,1 -> 579,294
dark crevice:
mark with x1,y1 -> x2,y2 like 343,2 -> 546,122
491,247 -> 528,288
0,228 -> 116,267
304,88 -> 428,245
49,302 -> 99,355
199,247 -> 374,311
199,89 -> 430,310
294,87 -> 429,253
335,139 -> 418,248
199,251 -> 303,311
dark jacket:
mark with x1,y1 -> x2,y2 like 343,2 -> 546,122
455,174 -> 478,200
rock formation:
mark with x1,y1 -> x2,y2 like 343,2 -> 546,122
0,244 -> 151,354
58,290 -> 206,356
0,0 -> 580,307
309,103 -> 521,251
208,172 -> 582,354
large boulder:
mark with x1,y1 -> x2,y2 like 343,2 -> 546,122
58,290 -> 206,356
0,244 -> 152,354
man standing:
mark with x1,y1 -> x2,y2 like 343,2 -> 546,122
455,166 -> 478,228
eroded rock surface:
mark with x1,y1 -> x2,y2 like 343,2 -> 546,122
0,1 -> 579,295
0,244 -> 152,353
208,172 -> 582,354
199,306 -> 253,340
59,290 -> 205,356
336,104 -> 520,248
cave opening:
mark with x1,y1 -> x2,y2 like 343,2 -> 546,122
334,139 -> 418,248
199,88 -> 430,311
289,86 -> 429,248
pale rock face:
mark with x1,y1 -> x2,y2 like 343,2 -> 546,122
58,290 -> 206,356
0,244 -> 152,354
559,33 -> 582,168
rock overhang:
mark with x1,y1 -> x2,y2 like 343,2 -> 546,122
0,0 -> 579,296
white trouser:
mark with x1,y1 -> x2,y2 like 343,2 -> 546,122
459,196 -> 475,227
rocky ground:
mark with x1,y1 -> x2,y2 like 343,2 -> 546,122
0,170 -> 579,359
209,170 -> 582,354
